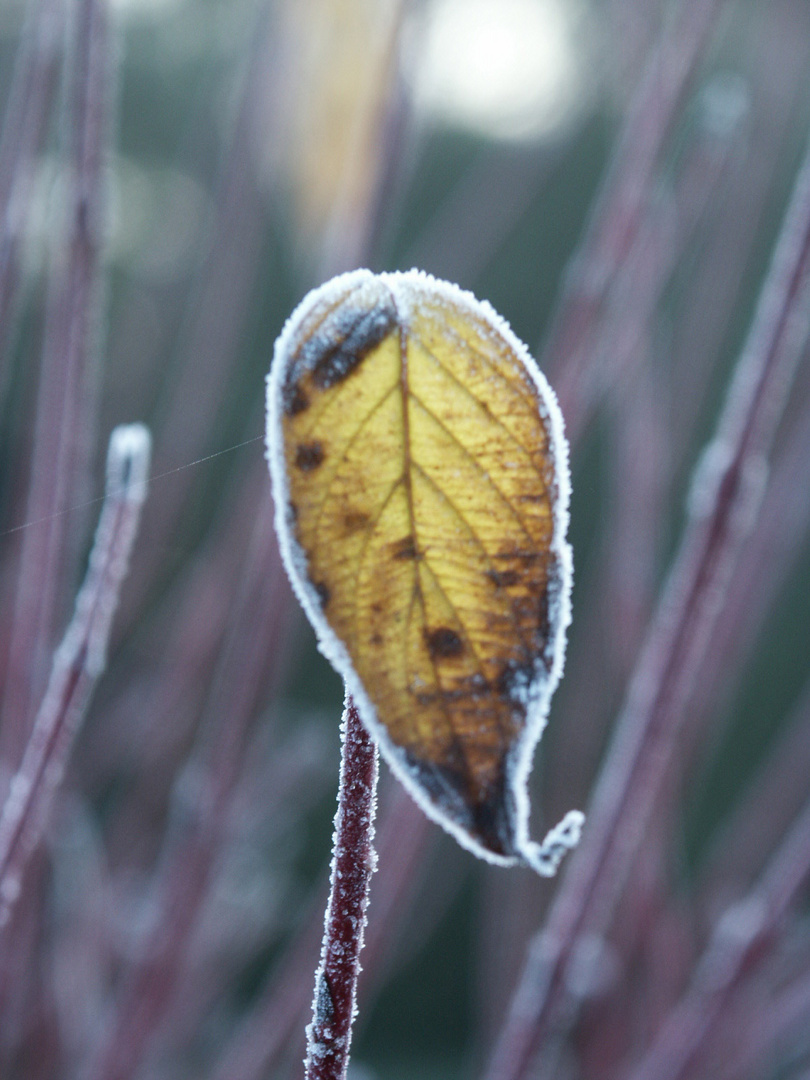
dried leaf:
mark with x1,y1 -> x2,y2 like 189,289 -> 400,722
267,269 -> 581,871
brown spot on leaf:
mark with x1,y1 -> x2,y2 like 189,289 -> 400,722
293,300 -> 397,390
411,674 -> 490,706
284,383 -> 310,416
344,510 -> 370,533
314,581 -> 330,608
402,753 -> 517,857
392,535 -> 420,560
424,627 -> 464,659
295,442 -> 325,471
486,568 -> 520,588
494,548 -> 541,564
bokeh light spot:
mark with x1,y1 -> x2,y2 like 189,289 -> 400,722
410,0 -> 590,141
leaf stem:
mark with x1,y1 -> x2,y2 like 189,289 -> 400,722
305,697 -> 378,1080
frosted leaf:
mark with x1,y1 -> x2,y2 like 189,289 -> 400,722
267,269 -> 583,873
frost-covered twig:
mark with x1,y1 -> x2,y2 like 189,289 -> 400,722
485,130 -> 810,1080
0,424 -> 150,931
0,0 -> 111,768
305,697 -> 378,1080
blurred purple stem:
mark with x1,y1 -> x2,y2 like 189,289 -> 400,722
123,2 -> 276,606
211,887 -> 329,1080
81,490 -> 290,1080
0,0 -> 110,769
0,0 -> 66,389
304,697 -> 378,1080
547,0 -> 723,420
700,677 -> 810,908
485,126 -> 810,1080
625,716 -> 810,1080
0,425 -> 150,933
321,0 -> 415,277
720,962 -> 810,1080
87,461 -> 272,864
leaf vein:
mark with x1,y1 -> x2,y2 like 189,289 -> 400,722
411,461 -> 533,658
417,555 -> 509,749
309,378 -> 400,540
413,329 -> 543,457
409,391 -> 541,546
352,475 -> 405,653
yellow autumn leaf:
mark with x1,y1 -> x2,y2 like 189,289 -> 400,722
266,269 -> 582,873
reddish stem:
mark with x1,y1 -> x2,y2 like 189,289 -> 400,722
546,0 -> 724,399
305,697 -> 378,1080
625,716 -> 810,1080
0,0 -> 110,768
81,490 -> 290,1080
0,425 -> 150,932
485,128 -> 810,1080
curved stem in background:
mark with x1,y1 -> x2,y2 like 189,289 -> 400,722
305,696 -> 378,1080
485,125 -> 810,1080
208,781 -> 430,1080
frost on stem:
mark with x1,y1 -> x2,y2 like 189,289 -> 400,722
0,423 -> 151,928
305,697 -> 378,1080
